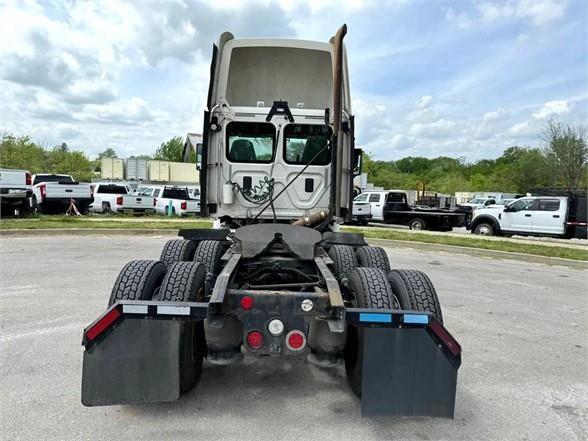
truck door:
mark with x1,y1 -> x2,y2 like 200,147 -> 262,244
531,198 -> 565,235
501,198 -> 534,232
369,193 -> 384,221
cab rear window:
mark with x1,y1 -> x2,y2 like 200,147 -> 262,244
226,122 -> 275,163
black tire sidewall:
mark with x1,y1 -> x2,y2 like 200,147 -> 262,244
158,262 -> 207,393
409,218 -> 425,230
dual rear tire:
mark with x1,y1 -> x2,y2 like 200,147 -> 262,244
340,247 -> 443,397
108,258 -> 207,394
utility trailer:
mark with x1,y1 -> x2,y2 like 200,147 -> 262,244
81,25 -> 461,417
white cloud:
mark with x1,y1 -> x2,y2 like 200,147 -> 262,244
416,95 -> 433,109
76,97 -> 168,125
532,100 -> 572,119
508,120 -> 535,136
409,119 -> 457,138
447,0 -> 568,29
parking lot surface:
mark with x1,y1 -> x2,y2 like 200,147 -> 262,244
1,236 -> 586,441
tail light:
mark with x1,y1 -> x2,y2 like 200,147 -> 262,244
25,172 -> 32,186
116,196 -> 123,205
90,184 -> 95,196
39,184 -> 46,200
429,320 -> 461,357
240,296 -> 253,310
181,201 -> 187,210
286,330 -> 306,351
246,330 -> 264,350
84,308 -> 122,342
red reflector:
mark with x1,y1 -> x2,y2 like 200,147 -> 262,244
25,172 -> 32,186
85,308 -> 121,342
246,330 -> 264,350
181,201 -> 187,210
286,330 -> 306,351
429,320 -> 461,357
116,196 -> 123,205
240,296 -> 253,310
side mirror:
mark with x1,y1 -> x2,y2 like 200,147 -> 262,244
503,205 -> 512,212
353,148 -> 363,177
196,143 -> 203,171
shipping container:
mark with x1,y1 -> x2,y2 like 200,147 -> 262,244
101,158 -> 124,180
126,158 -> 149,181
148,160 -> 170,182
169,162 -> 199,184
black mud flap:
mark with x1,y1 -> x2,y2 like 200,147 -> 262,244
361,327 -> 458,417
82,319 -> 181,406
348,309 -> 461,418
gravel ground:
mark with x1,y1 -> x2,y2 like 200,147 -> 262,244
0,235 -> 586,441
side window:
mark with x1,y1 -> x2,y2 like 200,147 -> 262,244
509,198 -> 534,212
154,189 -> 161,197
485,199 -> 495,206
354,193 -> 368,202
537,199 -> 560,211
369,194 -> 381,203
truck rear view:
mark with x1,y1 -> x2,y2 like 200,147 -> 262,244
81,26 -> 461,417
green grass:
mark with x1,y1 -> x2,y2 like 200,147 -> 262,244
343,226 -> 588,261
2,215 -> 586,261
0,214 -> 213,230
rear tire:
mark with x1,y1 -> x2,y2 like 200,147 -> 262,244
160,239 -> 196,267
102,202 -> 112,214
193,240 -> 224,276
328,245 -> 357,285
386,269 -> 443,323
344,267 -> 397,397
157,262 -> 207,393
108,260 -> 167,306
356,246 -> 390,273
409,218 -> 426,230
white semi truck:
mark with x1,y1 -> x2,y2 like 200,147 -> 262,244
81,26 -> 461,417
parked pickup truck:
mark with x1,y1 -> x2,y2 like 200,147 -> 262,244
137,185 -> 200,216
0,168 -> 32,215
350,196 -> 372,225
470,194 -> 587,239
90,183 -> 156,214
32,174 -> 93,214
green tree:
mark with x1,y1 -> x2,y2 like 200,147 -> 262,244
154,136 -> 184,162
541,121 -> 587,189
98,148 -> 118,159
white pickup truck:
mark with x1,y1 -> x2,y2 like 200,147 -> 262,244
0,168 -> 33,215
470,195 -> 588,239
32,174 -> 94,214
90,183 -> 156,214
137,185 -> 200,216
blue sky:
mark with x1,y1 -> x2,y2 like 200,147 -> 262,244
0,0 -> 586,161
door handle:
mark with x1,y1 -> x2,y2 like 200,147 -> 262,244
553,215 -> 560,218
524,214 -> 531,217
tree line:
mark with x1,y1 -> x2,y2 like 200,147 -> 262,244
0,135 -> 186,181
363,121 -> 587,194
1,121 -> 586,193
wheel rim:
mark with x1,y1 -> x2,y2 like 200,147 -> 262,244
412,221 -> 422,230
478,225 -> 491,235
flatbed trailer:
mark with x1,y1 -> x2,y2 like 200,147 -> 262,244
383,191 -> 466,231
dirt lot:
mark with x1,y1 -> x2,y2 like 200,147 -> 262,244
1,236 -> 586,441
